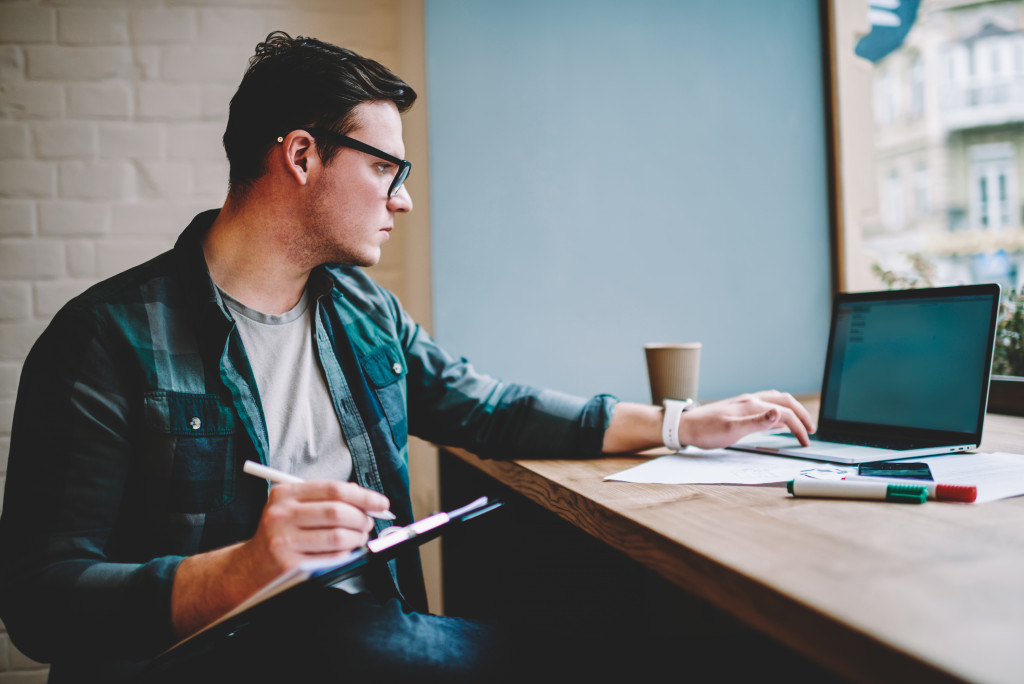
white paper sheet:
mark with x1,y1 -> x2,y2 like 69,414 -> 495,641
604,447 -> 854,485
911,451 -> 1024,503
605,448 -> 1024,503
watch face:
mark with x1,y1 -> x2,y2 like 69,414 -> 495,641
665,398 -> 695,410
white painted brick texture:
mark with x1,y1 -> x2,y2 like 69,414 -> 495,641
0,83 -> 64,119
24,45 -> 133,81
0,123 -> 30,158
33,121 -> 97,158
0,2 -> 407,678
0,6 -> 55,44
66,82 -> 132,118
0,202 -> 35,237
57,8 -> 130,46
0,283 -> 31,321
0,161 -> 55,198
130,9 -> 198,44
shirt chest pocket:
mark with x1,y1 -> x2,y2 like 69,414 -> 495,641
142,391 -> 239,514
361,344 -> 408,449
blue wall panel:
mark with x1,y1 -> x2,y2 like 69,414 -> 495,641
424,0 -> 832,404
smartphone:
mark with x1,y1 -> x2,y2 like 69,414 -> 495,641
857,462 -> 933,480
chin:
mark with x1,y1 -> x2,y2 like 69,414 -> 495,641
354,251 -> 382,268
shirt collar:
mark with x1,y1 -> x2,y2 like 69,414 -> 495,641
173,209 -> 340,319
173,209 -> 234,327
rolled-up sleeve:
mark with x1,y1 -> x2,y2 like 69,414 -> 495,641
398,307 -> 618,460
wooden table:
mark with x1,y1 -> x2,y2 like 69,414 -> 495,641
441,411 -> 1024,684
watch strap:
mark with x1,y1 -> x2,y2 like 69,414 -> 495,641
662,398 -> 695,451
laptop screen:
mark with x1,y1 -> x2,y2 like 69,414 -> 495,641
819,284 -> 1001,440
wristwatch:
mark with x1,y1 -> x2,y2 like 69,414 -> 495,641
662,398 -> 697,451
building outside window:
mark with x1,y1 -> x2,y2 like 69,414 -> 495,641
842,0 -> 1024,291
969,142 -> 1017,231
875,65 -> 899,125
909,54 -> 925,117
836,0 -> 1024,394
914,164 -> 930,216
883,169 -> 906,229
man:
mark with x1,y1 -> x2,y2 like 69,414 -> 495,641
0,32 -> 814,683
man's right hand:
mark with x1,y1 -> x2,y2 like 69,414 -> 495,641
244,480 -> 390,578
169,480 -> 390,639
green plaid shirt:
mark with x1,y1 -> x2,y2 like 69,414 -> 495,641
0,209 -> 616,675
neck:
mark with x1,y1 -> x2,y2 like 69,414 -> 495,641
203,195 -> 311,315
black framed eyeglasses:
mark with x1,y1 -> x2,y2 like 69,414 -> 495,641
304,127 -> 411,198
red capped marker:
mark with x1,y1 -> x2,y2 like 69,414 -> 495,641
842,475 -> 976,503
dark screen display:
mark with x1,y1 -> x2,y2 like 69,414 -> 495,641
821,293 -> 996,434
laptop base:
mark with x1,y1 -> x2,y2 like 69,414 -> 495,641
729,432 -> 975,465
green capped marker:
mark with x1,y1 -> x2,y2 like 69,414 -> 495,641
786,478 -> 928,503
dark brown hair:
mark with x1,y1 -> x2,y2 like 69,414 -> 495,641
223,31 -> 417,196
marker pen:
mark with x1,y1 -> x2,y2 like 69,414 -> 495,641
842,474 -> 976,503
786,477 -> 928,503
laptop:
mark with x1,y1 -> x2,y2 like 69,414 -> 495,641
729,283 -> 1001,464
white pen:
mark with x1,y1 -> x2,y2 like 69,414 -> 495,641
242,460 -> 397,520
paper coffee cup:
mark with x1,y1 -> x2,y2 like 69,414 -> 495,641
645,343 -> 701,405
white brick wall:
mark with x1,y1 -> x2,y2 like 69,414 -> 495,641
0,0 -> 415,678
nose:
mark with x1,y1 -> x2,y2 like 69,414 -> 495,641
388,184 -> 413,213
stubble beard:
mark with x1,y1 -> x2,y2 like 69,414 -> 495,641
291,185 -> 379,269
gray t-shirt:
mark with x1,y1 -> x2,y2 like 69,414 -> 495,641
221,289 -> 354,482
221,288 -> 365,593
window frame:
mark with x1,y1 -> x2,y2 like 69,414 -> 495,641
826,0 -> 1024,414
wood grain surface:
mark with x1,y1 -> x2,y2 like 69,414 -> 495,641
444,410 -> 1024,684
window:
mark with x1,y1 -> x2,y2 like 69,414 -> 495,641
914,164 -> 929,216
832,0 -> 1024,401
875,66 -> 898,125
883,169 -> 905,230
909,54 -> 925,118
969,143 -> 1016,231
833,0 -> 1024,293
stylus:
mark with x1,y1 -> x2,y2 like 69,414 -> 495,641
242,460 -> 397,520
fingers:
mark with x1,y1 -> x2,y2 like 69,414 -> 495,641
775,392 -> 816,433
745,406 -> 806,445
753,390 -> 816,434
260,481 -> 389,559
683,390 -> 816,449
771,407 -> 812,446
267,495 -> 375,535
274,521 -> 371,555
279,480 -> 391,515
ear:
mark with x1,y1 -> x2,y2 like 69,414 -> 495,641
277,130 -> 319,186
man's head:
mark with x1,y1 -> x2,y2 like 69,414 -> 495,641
223,31 -> 417,198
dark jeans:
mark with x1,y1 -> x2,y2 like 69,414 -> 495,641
101,584 -> 843,684
137,587 -> 610,684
